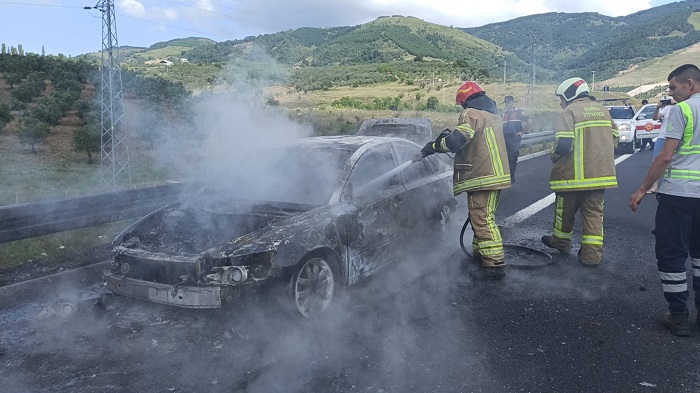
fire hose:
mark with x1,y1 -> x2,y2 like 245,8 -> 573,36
459,212 -> 552,267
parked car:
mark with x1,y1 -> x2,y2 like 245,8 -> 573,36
630,103 -> 661,148
607,105 -> 636,154
103,136 -> 456,317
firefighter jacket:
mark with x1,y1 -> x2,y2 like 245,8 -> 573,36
434,108 -> 511,195
549,97 -> 619,192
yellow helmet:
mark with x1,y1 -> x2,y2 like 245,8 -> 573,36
555,78 -> 589,102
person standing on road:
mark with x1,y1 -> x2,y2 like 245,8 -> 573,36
420,81 -> 511,280
502,95 -> 531,183
541,78 -> 619,266
630,64 -> 700,337
639,99 -> 657,151
647,97 -> 674,193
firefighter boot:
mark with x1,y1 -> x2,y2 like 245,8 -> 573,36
469,265 -> 506,281
578,248 -> 602,267
541,235 -> 571,253
661,313 -> 690,337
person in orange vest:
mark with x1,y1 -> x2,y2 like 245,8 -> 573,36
502,95 -> 531,183
420,82 -> 511,280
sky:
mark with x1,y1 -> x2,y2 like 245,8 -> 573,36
0,0 -> 680,57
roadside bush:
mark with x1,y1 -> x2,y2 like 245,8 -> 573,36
0,102 -> 12,125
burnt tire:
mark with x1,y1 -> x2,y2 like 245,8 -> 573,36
289,257 -> 335,318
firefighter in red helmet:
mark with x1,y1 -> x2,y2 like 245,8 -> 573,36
420,81 -> 511,280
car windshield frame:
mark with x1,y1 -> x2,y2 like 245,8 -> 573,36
607,106 -> 635,120
190,145 -> 353,207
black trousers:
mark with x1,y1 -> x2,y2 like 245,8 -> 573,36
654,193 -> 700,315
639,138 -> 655,150
504,134 -> 521,180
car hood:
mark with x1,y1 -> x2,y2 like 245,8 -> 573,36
114,200 -> 317,257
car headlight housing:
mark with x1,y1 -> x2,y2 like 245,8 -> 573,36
618,123 -> 631,131
620,135 -> 629,142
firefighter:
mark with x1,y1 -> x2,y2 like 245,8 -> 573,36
420,81 -> 511,280
541,78 -> 619,266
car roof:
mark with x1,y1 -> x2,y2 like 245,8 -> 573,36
291,135 -> 417,152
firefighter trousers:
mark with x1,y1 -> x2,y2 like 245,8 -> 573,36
549,190 -> 605,265
654,193 -> 700,316
468,190 -> 504,267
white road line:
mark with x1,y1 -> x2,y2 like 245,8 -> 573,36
502,152 -> 636,227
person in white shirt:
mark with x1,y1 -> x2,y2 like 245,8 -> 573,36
647,97 -> 674,193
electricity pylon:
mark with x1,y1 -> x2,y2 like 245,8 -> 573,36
87,0 -> 131,190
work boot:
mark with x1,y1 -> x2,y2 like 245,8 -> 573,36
469,266 -> 506,281
541,235 -> 569,253
661,313 -> 690,337
577,249 -> 601,267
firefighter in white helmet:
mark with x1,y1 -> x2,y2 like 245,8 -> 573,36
420,81 -> 511,280
541,78 -> 619,266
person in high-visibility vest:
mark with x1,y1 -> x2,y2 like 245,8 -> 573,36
541,78 -> 618,266
630,64 -> 700,337
420,81 -> 511,280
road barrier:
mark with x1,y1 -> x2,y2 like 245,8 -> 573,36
520,130 -> 555,154
0,132 -> 556,245
0,182 -> 183,244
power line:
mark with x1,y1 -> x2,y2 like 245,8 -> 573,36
175,0 -> 307,27
0,1 -> 83,8
165,0 -> 290,30
117,14 -> 238,41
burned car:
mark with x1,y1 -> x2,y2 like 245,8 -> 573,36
104,136 -> 455,317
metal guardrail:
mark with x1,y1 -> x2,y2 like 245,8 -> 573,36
0,131 -> 556,245
0,182 -> 183,244
520,130 -> 555,154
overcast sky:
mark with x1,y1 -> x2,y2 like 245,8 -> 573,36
0,0 -> 679,56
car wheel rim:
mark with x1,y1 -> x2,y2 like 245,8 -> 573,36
294,257 -> 334,318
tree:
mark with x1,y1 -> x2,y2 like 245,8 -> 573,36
426,96 -> 439,111
10,46 -> 17,55
1,43 -> 5,54
17,117 -> 50,154
41,45 -> 45,57
73,124 -> 100,163
18,44 -> 23,56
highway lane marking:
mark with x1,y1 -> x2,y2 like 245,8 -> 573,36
502,152 -> 635,227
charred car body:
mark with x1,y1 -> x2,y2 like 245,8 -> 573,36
104,135 -> 455,317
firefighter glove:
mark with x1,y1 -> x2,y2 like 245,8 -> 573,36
421,141 -> 437,157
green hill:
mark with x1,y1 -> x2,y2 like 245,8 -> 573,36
464,0 -> 700,79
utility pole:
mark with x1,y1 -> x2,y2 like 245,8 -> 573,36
591,71 -> 596,92
85,0 -> 131,190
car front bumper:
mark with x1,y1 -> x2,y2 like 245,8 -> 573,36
618,131 -> 634,143
103,270 -> 224,308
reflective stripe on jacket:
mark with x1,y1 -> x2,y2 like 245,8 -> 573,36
663,100 -> 700,187
549,98 -> 618,191
447,108 -> 511,195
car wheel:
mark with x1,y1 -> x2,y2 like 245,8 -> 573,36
624,142 -> 635,154
289,257 -> 335,318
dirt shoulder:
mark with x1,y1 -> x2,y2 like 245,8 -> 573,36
0,244 -> 111,287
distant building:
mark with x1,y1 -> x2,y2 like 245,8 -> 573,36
179,58 -> 189,64
144,58 -> 173,66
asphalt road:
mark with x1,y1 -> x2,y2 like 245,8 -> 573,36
1,148 -> 699,393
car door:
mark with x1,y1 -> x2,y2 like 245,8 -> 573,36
340,143 -> 408,284
633,104 -> 661,139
